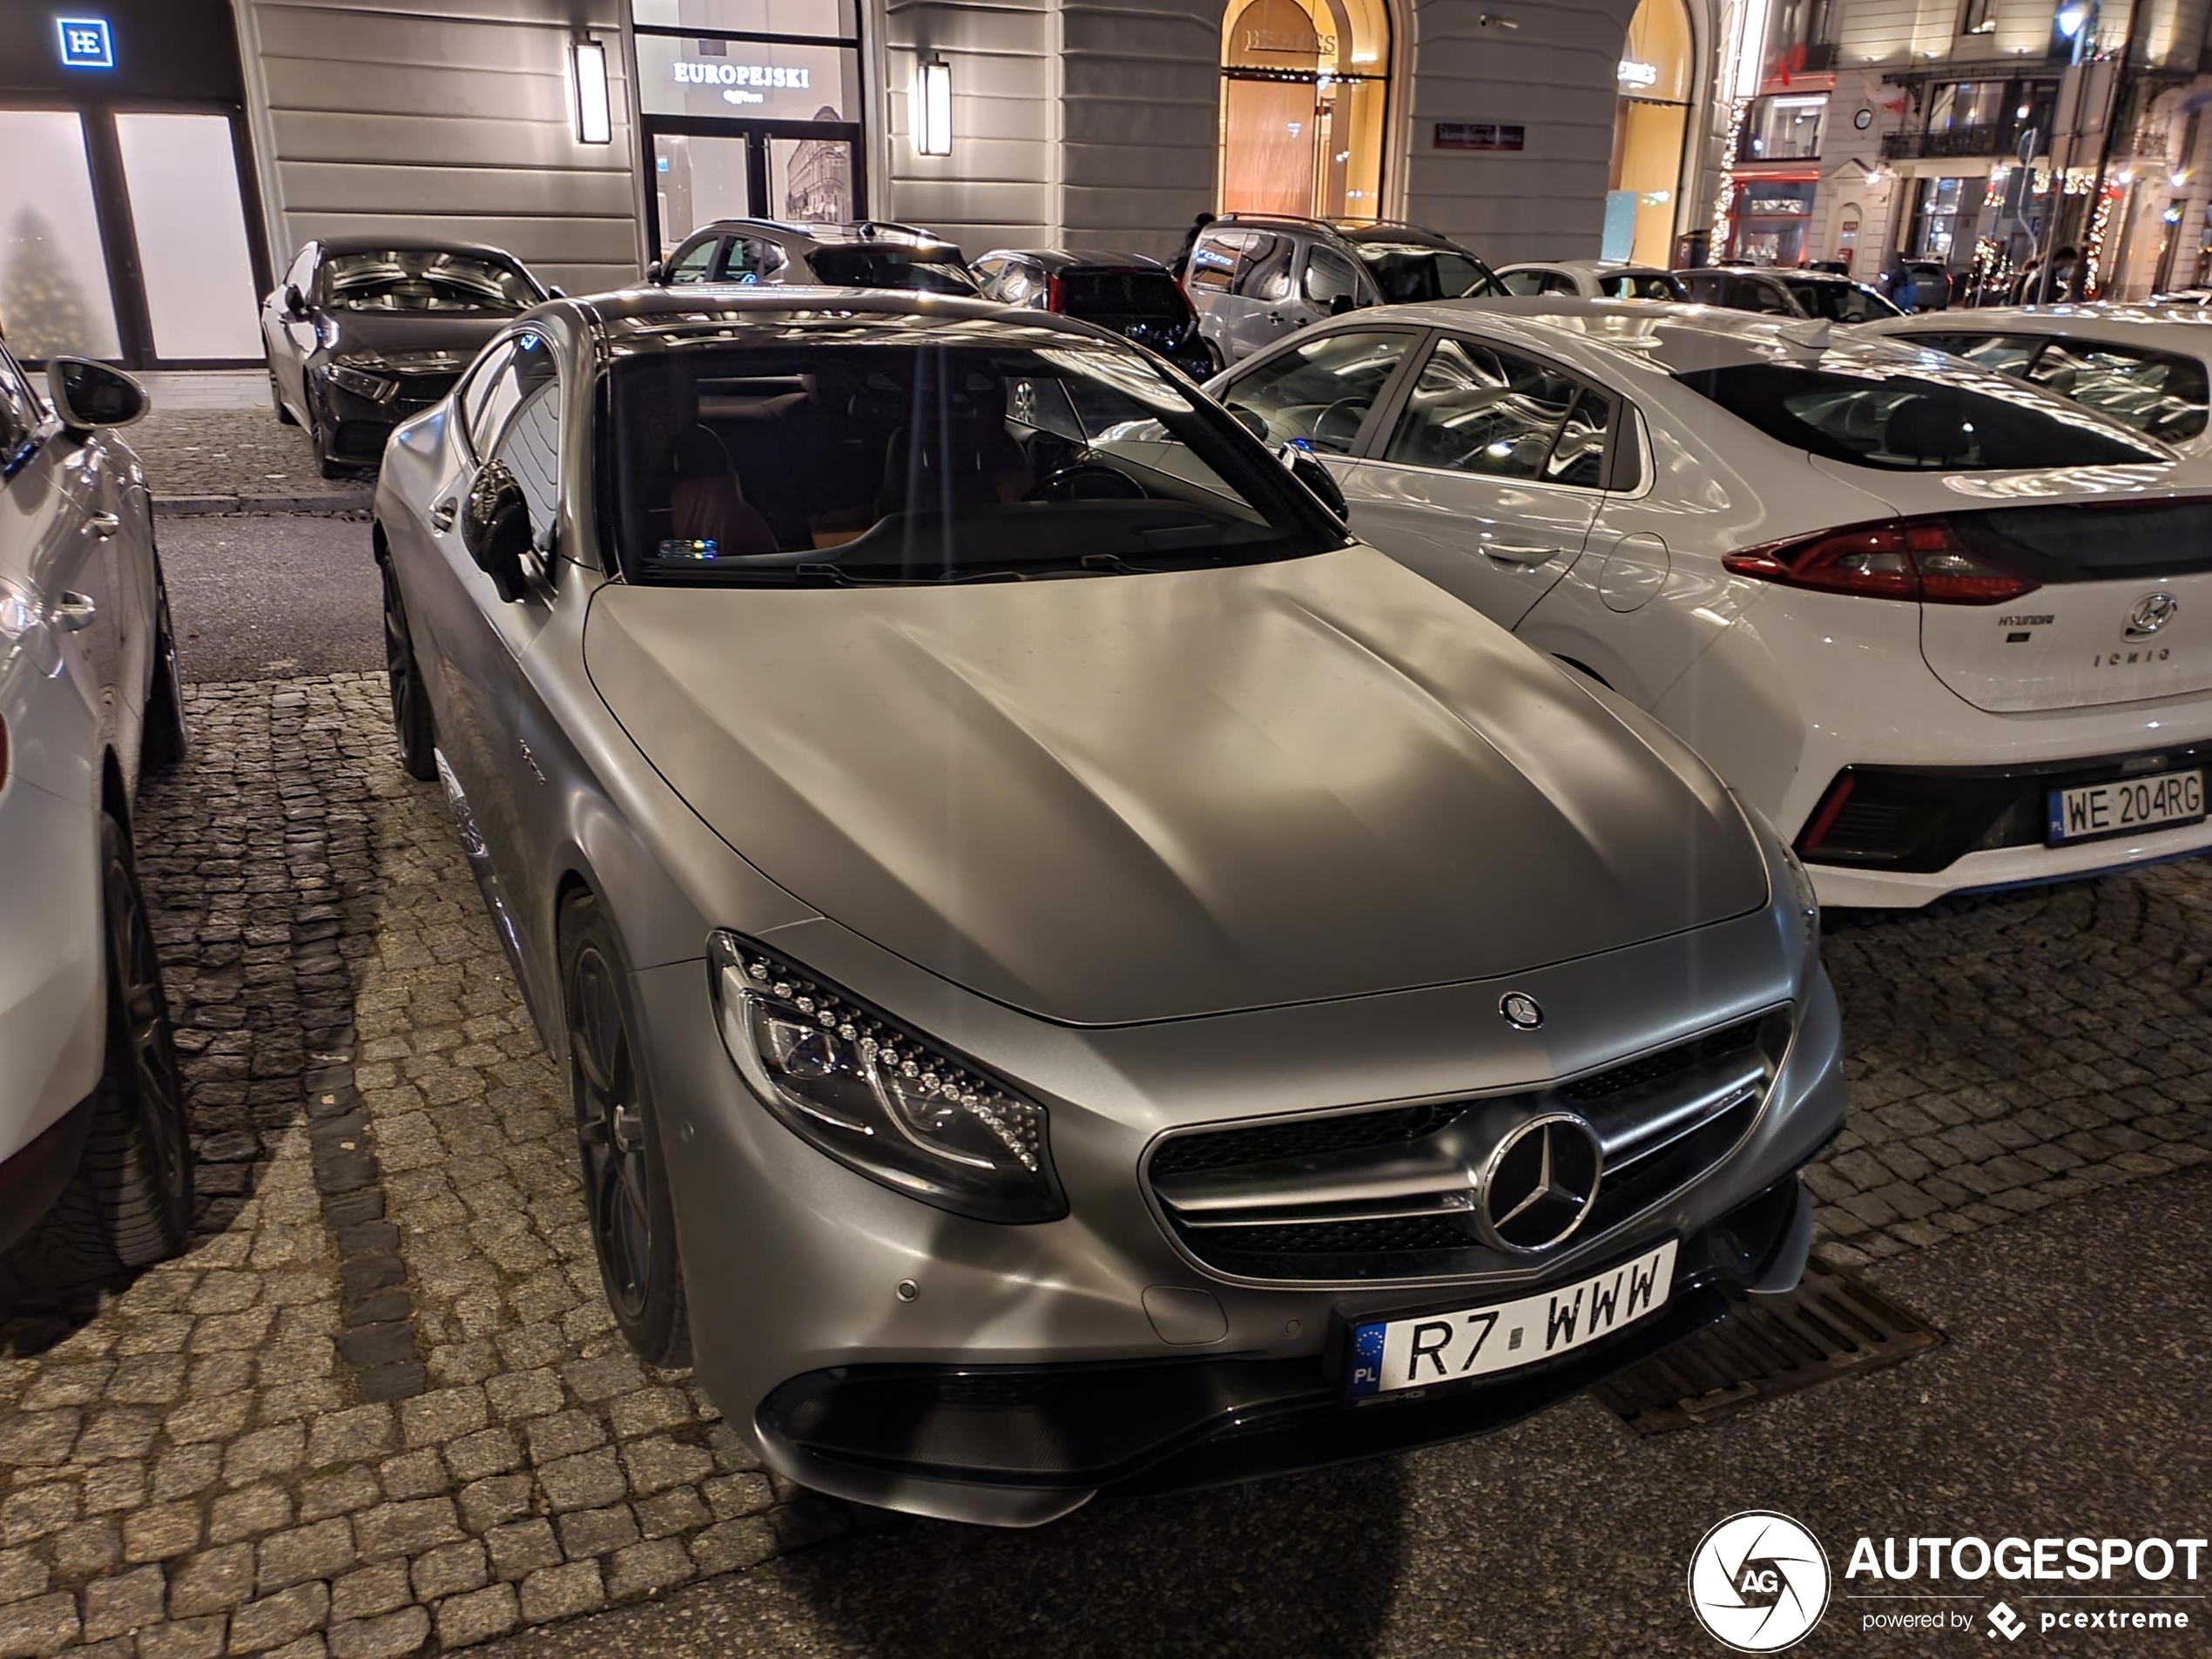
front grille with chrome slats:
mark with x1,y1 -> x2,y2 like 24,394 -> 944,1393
1143,1009 -> 1791,1284
389,374 -> 462,418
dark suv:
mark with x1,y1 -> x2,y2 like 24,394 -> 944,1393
973,249 -> 1214,379
1185,217 -> 1502,366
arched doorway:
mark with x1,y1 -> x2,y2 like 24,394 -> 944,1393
1608,0 -> 1694,266
1218,0 -> 1389,220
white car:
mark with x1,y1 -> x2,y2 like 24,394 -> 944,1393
1858,305 -> 2212,461
0,343 -> 193,1293
1495,260 -> 1686,301
1211,299 -> 2212,907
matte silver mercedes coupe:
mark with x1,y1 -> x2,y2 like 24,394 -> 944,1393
372,287 -> 1844,1525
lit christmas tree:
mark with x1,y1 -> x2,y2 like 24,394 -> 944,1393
0,208 -> 101,361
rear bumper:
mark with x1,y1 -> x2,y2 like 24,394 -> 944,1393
753,1177 -> 1811,1526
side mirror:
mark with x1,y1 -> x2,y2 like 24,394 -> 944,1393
644,260 -> 665,285
545,284 -> 566,299
284,283 -> 308,318
462,462 -> 533,603
1278,441 -> 1348,523
47,358 -> 148,432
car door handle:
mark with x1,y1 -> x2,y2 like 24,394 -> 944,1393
1479,540 -> 1561,566
83,512 -> 120,538
51,591 -> 98,632
430,497 -> 459,533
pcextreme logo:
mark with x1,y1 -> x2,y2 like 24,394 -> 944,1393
1688,1511 -> 1832,1653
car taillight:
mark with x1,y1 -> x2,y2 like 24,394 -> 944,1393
1045,274 -> 1066,314
1723,516 -> 2037,605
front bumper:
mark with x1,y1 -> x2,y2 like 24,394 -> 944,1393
633,898 -> 1843,1526
0,772 -> 105,1178
313,372 -> 459,465
755,1179 -> 1809,1526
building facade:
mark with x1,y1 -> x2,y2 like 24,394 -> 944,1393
1716,0 -> 2212,299
1,0 -> 1739,368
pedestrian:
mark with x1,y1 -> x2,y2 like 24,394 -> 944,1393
1170,212 -> 1215,283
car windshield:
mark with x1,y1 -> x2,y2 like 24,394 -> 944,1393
607,333 -> 1344,585
806,246 -> 981,294
320,251 -> 536,314
1780,279 -> 1900,322
1675,362 -> 2168,471
1354,244 -> 1504,302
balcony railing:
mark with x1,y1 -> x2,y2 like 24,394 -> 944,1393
2113,125 -> 2173,163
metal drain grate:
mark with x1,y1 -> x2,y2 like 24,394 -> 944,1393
1592,1259 -> 1942,1435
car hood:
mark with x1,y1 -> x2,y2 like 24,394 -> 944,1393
583,547 -> 1767,1025
313,308 -> 514,364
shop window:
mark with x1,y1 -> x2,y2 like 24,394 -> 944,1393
1959,0 -> 1995,34
1743,95 -> 1826,161
1608,0 -> 1692,267
1218,0 -> 1389,220
1909,177 -> 1967,260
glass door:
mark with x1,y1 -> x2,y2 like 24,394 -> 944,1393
0,110 -> 125,360
645,121 -> 865,256
113,112 -> 262,361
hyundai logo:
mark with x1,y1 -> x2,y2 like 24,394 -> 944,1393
2125,591 -> 2179,639
1475,1113 -> 1604,1251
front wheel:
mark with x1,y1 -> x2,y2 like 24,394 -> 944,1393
381,559 -> 438,782
562,893 -> 691,1369
0,812 -> 193,1301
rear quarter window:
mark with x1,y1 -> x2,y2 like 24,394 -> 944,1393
1675,363 -> 2168,472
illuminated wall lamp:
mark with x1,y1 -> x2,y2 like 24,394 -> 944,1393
916,53 -> 952,156
572,36 -> 611,145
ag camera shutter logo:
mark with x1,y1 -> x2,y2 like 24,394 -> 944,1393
1688,1511 -> 1831,1652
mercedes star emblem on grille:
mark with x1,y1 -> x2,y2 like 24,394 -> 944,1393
2125,591 -> 2180,639
1475,1113 -> 1604,1252
1500,992 -> 1544,1029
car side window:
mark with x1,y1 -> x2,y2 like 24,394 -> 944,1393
1238,235 -> 1295,302
0,346 -> 42,476
665,237 -> 721,284
1544,391 -> 1614,489
456,341 -> 520,455
725,238 -> 786,284
1730,275 -> 1791,314
1304,247 -> 1362,309
1185,231 -> 1253,293
1218,329 -> 1413,455
1682,270 -> 1721,302
489,375 -> 562,556
1499,269 -> 1551,296
469,332 -> 558,461
2028,337 -> 2211,442
1383,335 -> 1583,481
1539,271 -> 1581,296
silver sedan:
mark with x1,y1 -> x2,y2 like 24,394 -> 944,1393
0,345 -> 192,1296
372,287 -> 1844,1525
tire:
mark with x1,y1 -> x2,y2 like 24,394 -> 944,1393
270,368 -> 297,425
561,892 -> 691,1369
141,561 -> 187,775
309,408 -> 347,480
0,812 -> 193,1300
381,559 -> 438,782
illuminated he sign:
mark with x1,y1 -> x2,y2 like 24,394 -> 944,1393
1618,58 -> 1659,88
56,16 -> 114,68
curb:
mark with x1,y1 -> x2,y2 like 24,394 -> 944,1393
156,491 -> 374,517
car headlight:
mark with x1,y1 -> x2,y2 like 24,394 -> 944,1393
1777,835 -> 1820,956
320,361 -> 395,401
707,933 -> 1065,1224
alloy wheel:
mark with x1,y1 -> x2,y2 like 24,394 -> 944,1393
382,565 -> 416,738
568,943 -> 655,1322
104,845 -> 188,1211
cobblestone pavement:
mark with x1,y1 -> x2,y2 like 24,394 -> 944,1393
132,411 -> 368,514
0,672 -> 2209,1656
